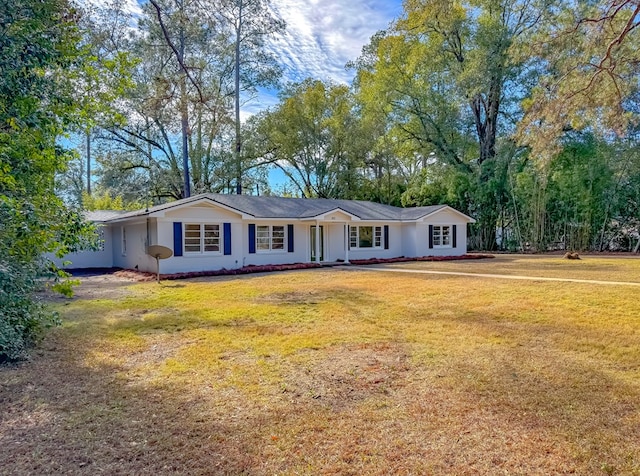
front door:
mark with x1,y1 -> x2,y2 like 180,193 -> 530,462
310,225 -> 324,262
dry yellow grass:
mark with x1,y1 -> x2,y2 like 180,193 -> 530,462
1,256 -> 640,475
389,253 -> 640,282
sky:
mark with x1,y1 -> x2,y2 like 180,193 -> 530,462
246,0 -> 403,114
114,0 -> 403,115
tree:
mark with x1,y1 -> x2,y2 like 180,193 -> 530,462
92,0 -> 233,202
54,0 -> 136,206
519,1 -> 640,157
354,0 -> 545,249
1,0 -> 96,360
210,0 -> 285,194
246,79 -> 366,198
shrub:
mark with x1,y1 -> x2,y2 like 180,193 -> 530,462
0,261 -> 61,362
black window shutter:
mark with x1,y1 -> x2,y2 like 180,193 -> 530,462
384,225 -> 389,250
428,225 -> 433,249
452,224 -> 457,248
224,223 -> 232,255
287,224 -> 294,252
248,224 -> 256,254
173,222 -> 183,256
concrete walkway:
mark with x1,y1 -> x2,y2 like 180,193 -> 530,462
349,265 -> 640,287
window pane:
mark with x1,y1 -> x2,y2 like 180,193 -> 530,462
185,224 -> 201,252
359,226 -> 373,248
257,226 -> 270,250
349,226 -> 357,248
203,224 -> 220,251
204,224 -> 219,236
442,226 -> 450,245
374,226 -> 382,247
272,226 -> 285,250
433,226 -> 442,246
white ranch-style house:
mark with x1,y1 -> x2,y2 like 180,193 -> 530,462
61,193 -> 475,274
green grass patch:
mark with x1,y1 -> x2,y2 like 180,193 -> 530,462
2,256 -> 640,475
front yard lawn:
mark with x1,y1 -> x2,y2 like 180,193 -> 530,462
1,257 -> 639,475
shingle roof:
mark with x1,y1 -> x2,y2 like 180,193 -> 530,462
101,193 -> 469,222
85,210 -> 128,222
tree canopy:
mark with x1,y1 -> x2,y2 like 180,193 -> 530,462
1,0 -> 97,360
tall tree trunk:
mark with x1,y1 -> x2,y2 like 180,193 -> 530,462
469,68 -> 503,251
179,20 -> 190,198
234,4 -> 243,195
86,129 -> 91,196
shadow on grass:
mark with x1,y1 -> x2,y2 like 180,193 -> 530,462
420,310 -> 640,473
0,331 -> 285,475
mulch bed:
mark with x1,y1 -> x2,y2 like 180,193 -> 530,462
348,254 -> 495,265
112,254 -> 494,282
113,262 -> 323,282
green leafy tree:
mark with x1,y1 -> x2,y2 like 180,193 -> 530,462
1,0 -> 96,360
99,0 -> 254,201
354,0 -> 545,249
246,79 -> 366,198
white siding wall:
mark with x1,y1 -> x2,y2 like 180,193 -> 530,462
415,209 -> 469,257
153,220 -> 242,274
344,223 -> 404,261
155,205 -> 244,274
51,224 -> 115,269
242,222 -> 308,267
112,221 -> 156,271
401,223 -> 418,258
324,223 -> 346,262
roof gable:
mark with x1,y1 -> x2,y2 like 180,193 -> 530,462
408,205 -> 476,223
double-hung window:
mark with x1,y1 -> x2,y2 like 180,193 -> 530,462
184,224 -> 221,253
350,226 -> 382,249
432,225 -> 451,247
256,225 -> 285,251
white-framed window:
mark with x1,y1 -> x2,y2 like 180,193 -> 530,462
256,225 -> 285,252
350,226 -> 382,249
184,223 -> 221,253
432,225 -> 452,247
121,227 -> 127,256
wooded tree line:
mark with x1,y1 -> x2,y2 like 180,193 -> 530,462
61,0 -> 640,253
2,0 -> 640,358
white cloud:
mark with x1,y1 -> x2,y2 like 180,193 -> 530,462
268,0 -> 402,85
